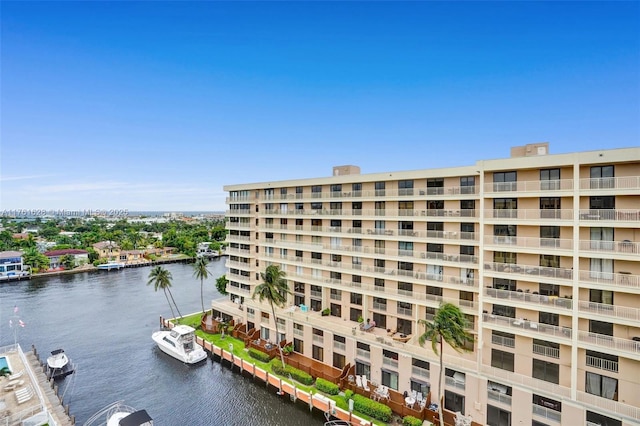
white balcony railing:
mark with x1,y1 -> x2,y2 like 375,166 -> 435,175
578,300 -> 640,322
484,179 -> 574,193
532,404 -> 561,423
579,270 -> 639,290
484,262 -> 572,280
483,313 -> 572,340
411,366 -> 430,379
485,288 -> 573,310
577,391 -> 640,422
485,235 -> 573,250
532,343 -> 560,359
585,355 -> 619,373
579,239 -> 639,255
484,209 -> 573,221
579,209 -> 640,222
577,331 -> 640,356
488,389 -> 512,406
491,334 -> 515,348
579,176 -> 640,191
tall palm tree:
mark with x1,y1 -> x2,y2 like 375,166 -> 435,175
193,257 -> 210,315
147,266 -> 183,320
252,264 -> 291,366
418,302 -> 474,426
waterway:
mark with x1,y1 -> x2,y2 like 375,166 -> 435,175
0,259 -> 326,426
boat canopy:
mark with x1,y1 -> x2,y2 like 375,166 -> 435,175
119,410 -> 153,426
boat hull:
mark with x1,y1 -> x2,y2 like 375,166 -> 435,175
152,331 -> 207,364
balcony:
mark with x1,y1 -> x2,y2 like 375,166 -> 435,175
484,235 -> 573,251
579,239 -> 639,256
484,179 -> 573,194
484,262 -> 573,281
579,270 -> 639,293
356,348 -> 370,359
382,357 -> 398,369
532,343 -> 560,359
579,209 -> 640,222
333,341 -> 346,351
579,176 -> 640,191
445,375 -> 465,390
577,331 -> 640,358
532,404 -> 561,423
578,300 -> 640,323
481,365 -> 571,398
487,389 -> 512,406
483,313 -> 572,341
484,209 -> 573,221
491,334 -> 515,348
577,391 -> 640,423
585,354 -> 618,373
485,287 -> 573,310
411,366 -> 430,380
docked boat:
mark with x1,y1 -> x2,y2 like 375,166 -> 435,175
83,400 -> 153,426
151,324 -> 207,364
46,348 -> 74,379
97,262 -> 125,271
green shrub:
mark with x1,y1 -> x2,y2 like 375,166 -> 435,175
344,389 -> 354,401
270,359 -> 314,385
403,415 -> 423,426
315,377 -> 340,395
248,348 -> 271,362
352,394 -> 392,422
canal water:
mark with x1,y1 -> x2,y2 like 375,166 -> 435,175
0,259 -> 326,426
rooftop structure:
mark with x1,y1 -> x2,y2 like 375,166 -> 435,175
218,145 -> 640,426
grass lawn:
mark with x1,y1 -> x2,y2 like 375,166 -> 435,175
173,313 -> 388,425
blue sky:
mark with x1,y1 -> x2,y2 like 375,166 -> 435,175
1,1 -> 639,212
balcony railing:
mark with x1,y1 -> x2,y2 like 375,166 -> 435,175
333,341 -> 346,351
577,391 -> 640,422
532,343 -> 560,359
487,389 -> 512,406
485,288 -> 573,310
579,176 -> 640,190
484,209 -> 573,221
257,186 -> 480,201
491,334 -> 515,348
579,270 -> 639,290
382,358 -> 398,369
579,209 -> 640,222
484,262 -> 573,280
372,302 -> 387,311
312,335 -> 324,344
484,179 -> 573,193
483,313 -> 572,340
532,404 -> 561,423
481,365 -> 571,398
579,239 -> 639,254
578,300 -> 640,322
485,235 -> 573,250
585,355 -> 619,373
411,366 -> 430,379
445,376 -> 465,390
356,348 -> 370,359
577,331 -> 640,356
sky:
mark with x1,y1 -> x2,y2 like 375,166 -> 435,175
1,1 -> 639,212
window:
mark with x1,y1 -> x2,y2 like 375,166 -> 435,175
350,292 -> 362,305
398,282 -> 413,296
330,303 -> 341,317
590,196 -> 615,210
312,345 -> 323,362
460,176 -> 475,194
410,380 -> 430,399
540,168 -> 560,190
374,278 -> 385,290
352,183 -> 362,195
460,199 -> 475,212
589,320 -> 613,336
333,353 -> 346,369
590,289 -> 613,305
493,198 -> 517,218
427,178 -> 444,195
539,283 -> 559,297
293,338 -> 303,354
532,359 -> 559,384
398,241 -> 414,255
491,349 -> 514,372
494,224 -> 516,244
426,286 -> 443,297
350,308 -> 362,322
539,312 -> 559,326
487,405 -> 511,426
444,391 -> 465,413
381,370 -> 399,390
331,184 -> 342,194
493,252 -> 516,264
372,312 -> 386,329
355,361 -> 370,378
540,254 -> 559,268
375,181 -> 386,196
493,171 -> 517,191
397,318 -> 412,335
540,197 -> 561,219
311,185 -> 322,195
533,394 -> 561,413
587,411 -> 622,426
540,226 -> 560,247
590,165 -> 615,189
493,304 -> 515,318
399,180 -> 414,196
427,200 -> 444,210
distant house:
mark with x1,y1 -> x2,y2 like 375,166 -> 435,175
92,241 -> 120,261
43,249 -> 89,269
119,250 -> 146,265
12,233 -> 29,240
0,251 -> 27,279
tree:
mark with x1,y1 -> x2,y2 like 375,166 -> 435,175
22,247 -> 50,272
60,254 -> 75,270
0,366 -> 11,378
252,265 -> 291,367
193,257 -> 210,315
147,266 -> 183,320
418,303 -> 474,426
216,274 -> 229,296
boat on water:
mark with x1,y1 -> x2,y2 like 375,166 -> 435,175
151,324 -> 207,364
83,400 -> 153,426
46,348 -> 74,379
97,262 -> 126,271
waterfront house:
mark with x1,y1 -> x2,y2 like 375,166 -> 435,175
43,249 -> 89,270
92,241 -> 120,262
119,249 -> 146,265
0,250 -> 27,279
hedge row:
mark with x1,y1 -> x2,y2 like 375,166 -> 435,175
403,415 -> 423,426
270,359 -> 314,385
352,394 -> 393,423
248,348 -> 271,362
315,377 -> 340,395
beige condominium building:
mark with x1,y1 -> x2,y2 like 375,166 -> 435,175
216,143 -> 640,426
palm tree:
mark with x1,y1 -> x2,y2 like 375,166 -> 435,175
0,366 -> 11,378
193,257 -> 210,315
147,266 -> 183,321
252,264 -> 291,366
418,303 -> 474,426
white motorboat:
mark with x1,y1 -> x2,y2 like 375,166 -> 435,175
97,262 -> 125,271
151,324 -> 207,364
47,348 -> 74,379
83,400 -> 153,426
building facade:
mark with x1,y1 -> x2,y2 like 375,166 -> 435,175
216,144 -> 640,426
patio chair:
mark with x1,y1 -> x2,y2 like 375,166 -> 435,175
7,370 -> 23,381
355,375 -> 363,388
361,376 -> 370,391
